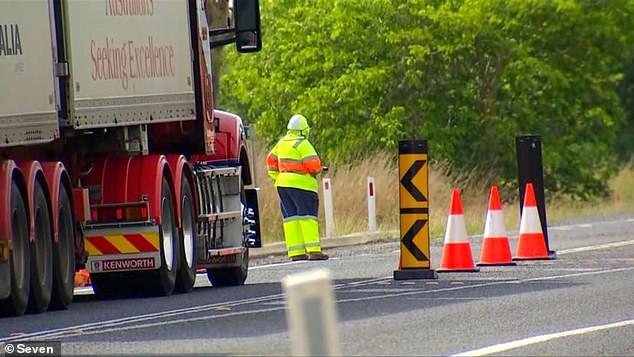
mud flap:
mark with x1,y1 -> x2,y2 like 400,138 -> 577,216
245,188 -> 261,248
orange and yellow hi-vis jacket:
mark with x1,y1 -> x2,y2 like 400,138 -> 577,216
266,131 -> 322,192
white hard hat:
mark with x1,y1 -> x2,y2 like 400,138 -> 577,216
287,114 -> 310,130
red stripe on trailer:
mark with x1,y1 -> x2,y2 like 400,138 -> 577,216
87,236 -> 121,254
125,233 -> 158,252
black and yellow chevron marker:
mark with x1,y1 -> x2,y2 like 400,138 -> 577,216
394,140 -> 437,280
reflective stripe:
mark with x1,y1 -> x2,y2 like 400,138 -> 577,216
278,157 -> 320,175
280,168 -> 310,175
271,133 -> 321,192
287,244 -> 306,252
300,217 -> 321,253
283,219 -> 305,257
283,215 -> 318,222
279,158 -> 303,164
293,139 -> 305,149
302,156 -> 321,174
279,162 -> 307,173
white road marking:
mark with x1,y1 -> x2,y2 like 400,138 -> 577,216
55,218 -> 634,342
342,288 -> 419,294
521,267 -> 633,282
386,217 -> 634,256
334,267 -> 634,305
576,223 -> 593,228
452,319 -> 634,356
252,260 -> 307,269
3,276 -> 389,343
73,259 -> 317,295
315,242 -> 634,271
29,267 -> 634,341
250,257 -> 340,270
548,268 -> 599,272
550,226 -> 572,231
557,240 -> 634,255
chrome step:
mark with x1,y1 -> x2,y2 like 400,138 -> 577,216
198,210 -> 241,222
196,166 -> 240,177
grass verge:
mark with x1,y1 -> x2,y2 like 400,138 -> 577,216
255,148 -> 634,244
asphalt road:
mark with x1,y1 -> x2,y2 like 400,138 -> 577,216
1,214 -> 633,356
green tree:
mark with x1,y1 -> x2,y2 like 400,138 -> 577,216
219,0 -> 634,198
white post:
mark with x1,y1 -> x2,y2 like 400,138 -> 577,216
282,269 -> 341,356
367,176 -> 377,232
322,177 -> 335,239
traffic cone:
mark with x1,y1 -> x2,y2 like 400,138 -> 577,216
513,182 -> 553,260
477,186 -> 516,266
438,189 -> 479,272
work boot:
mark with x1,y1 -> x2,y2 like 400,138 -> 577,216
291,254 -> 308,261
308,252 -> 329,261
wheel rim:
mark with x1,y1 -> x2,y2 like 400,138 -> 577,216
161,196 -> 174,270
182,195 -> 194,268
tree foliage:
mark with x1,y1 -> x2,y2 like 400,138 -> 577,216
219,0 -> 634,198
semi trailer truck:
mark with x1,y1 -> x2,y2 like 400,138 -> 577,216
0,0 -> 262,316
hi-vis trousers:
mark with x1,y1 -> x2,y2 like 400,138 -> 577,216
277,187 -> 322,257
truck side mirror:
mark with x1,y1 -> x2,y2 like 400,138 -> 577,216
244,124 -> 256,140
234,0 -> 262,53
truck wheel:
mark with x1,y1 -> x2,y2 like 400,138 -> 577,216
206,248 -> 249,287
28,181 -> 53,313
0,182 -> 31,316
154,177 -> 177,295
50,185 -> 75,309
176,178 -> 197,293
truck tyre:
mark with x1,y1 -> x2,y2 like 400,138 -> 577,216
206,248 -> 249,287
0,182 -> 31,316
155,177 -> 177,295
176,178 -> 197,293
28,181 -> 53,313
50,185 -> 75,309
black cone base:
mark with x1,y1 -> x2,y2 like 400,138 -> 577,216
393,268 -> 438,280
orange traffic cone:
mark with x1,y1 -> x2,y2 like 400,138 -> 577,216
438,189 -> 479,272
477,186 -> 516,266
513,183 -> 553,260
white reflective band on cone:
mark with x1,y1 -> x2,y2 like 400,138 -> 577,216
520,206 -> 542,234
444,214 -> 468,243
484,210 -> 506,238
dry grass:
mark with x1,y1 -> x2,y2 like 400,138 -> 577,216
547,162 -> 634,222
255,146 -> 634,243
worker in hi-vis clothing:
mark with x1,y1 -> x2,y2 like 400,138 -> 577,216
266,114 -> 329,261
